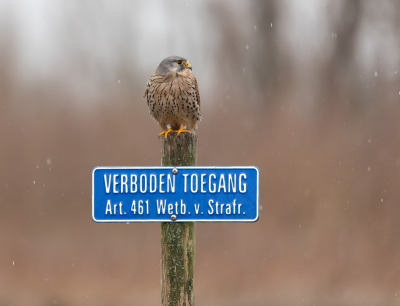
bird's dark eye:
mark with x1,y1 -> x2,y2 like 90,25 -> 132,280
177,60 -> 183,65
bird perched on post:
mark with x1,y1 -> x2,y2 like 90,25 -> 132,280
143,56 -> 201,138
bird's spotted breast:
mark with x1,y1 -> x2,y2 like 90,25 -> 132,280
144,69 -> 201,132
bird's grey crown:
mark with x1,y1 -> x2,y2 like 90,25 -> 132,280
155,56 -> 187,75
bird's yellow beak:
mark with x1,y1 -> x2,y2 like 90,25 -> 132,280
185,61 -> 192,70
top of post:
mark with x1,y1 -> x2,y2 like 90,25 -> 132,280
160,133 -> 197,167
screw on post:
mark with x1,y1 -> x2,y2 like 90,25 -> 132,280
172,168 -> 178,175
170,215 -> 177,221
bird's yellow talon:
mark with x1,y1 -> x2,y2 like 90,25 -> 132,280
159,126 -> 189,138
159,128 -> 173,138
176,127 -> 189,135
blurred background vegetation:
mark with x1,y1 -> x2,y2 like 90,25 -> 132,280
1,0 -> 400,305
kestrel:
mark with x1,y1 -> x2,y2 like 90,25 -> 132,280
143,56 -> 201,138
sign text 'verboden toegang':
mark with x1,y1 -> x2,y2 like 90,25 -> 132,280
92,167 -> 259,222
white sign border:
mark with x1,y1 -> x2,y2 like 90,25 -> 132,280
92,166 -> 259,223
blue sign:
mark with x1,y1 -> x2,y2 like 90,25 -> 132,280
92,167 -> 259,222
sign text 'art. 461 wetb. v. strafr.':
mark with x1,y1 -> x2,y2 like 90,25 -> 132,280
92,166 -> 259,222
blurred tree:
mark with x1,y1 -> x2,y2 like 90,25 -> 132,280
320,0 -> 363,114
0,20 -> 16,109
251,0 -> 281,94
209,0 -> 293,108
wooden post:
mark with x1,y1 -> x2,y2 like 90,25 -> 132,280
160,133 -> 197,306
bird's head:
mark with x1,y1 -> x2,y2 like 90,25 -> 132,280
155,56 -> 192,75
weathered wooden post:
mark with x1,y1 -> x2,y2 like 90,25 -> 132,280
92,131 -> 259,306
160,133 -> 196,306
